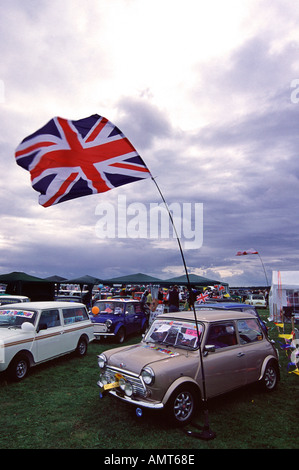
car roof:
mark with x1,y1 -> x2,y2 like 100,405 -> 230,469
195,302 -> 256,309
157,309 -> 258,323
0,301 -> 86,309
95,298 -> 140,303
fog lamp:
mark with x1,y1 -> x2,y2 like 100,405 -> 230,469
119,378 -> 133,397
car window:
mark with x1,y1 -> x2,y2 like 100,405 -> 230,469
237,319 -> 263,344
94,301 -> 123,315
125,304 -> 135,316
145,318 -> 203,350
205,322 -> 237,349
62,307 -> 89,324
39,309 -> 61,328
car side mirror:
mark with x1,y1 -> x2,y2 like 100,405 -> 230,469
204,344 -> 216,356
37,323 -> 48,333
21,322 -> 35,333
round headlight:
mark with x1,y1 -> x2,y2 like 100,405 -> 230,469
141,367 -> 155,385
97,354 -> 107,369
105,319 -> 112,329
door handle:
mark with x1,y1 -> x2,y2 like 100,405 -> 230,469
237,352 -> 245,357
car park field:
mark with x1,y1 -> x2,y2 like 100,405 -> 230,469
0,308 -> 298,449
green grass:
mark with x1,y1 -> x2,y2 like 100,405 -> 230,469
0,309 -> 298,449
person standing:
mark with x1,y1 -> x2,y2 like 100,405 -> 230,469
168,285 -> 180,312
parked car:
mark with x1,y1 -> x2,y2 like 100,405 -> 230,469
90,299 -> 148,343
194,302 -> 268,336
97,309 -> 279,426
0,301 -> 94,381
0,295 -> 30,305
245,294 -> 266,308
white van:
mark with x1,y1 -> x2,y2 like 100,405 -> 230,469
0,301 -> 94,380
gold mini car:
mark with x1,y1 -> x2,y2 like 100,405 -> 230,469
97,310 -> 279,425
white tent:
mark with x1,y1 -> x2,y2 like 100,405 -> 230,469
269,270 -> 299,321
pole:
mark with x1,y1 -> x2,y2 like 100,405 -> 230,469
257,252 -> 269,286
151,176 -> 215,440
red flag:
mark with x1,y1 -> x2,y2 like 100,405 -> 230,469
236,249 -> 258,256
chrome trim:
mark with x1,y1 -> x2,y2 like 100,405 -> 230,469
108,390 -> 164,409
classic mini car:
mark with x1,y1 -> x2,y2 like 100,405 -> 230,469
0,301 -> 94,381
195,302 -> 268,335
90,299 -> 148,343
97,310 -> 279,425
245,294 -> 267,308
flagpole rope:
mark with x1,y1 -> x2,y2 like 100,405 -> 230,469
150,179 -> 206,390
150,175 -> 215,439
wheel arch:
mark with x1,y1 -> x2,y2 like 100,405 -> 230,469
162,377 -> 202,406
258,355 -> 280,382
9,349 -> 35,368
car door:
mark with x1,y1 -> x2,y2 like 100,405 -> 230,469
35,309 -> 64,362
124,303 -> 141,334
203,321 -> 247,398
236,318 -> 266,384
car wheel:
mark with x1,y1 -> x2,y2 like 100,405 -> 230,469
116,327 -> 125,343
165,385 -> 199,426
260,361 -> 278,391
76,336 -> 88,357
8,355 -> 29,381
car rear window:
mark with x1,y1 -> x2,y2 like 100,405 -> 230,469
62,307 -> 89,324
237,318 -> 263,343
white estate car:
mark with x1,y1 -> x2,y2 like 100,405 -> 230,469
245,294 -> 267,309
0,301 -> 94,381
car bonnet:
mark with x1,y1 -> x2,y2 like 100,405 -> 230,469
107,342 -> 184,374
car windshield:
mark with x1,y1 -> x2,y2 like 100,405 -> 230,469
0,309 -> 37,328
144,318 -> 203,350
94,301 -> 124,315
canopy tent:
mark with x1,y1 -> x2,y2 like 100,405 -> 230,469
64,274 -> 104,287
159,273 -> 229,289
269,270 -> 299,321
0,271 -> 55,301
104,272 -> 163,286
44,275 -> 67,282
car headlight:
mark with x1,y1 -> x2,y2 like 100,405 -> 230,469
141,367 -> 155,385
119,378 -> 133,396
105,319 -> 112,330
97,354 -> 107,369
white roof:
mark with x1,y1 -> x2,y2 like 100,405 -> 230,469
0,301 -> 86,310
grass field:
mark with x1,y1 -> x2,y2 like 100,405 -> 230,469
0,308 -> 298,450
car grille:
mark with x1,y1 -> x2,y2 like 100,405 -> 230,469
103,366 -> 146,397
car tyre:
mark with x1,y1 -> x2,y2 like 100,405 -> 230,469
8,354 -> 29,381
116,327 -> 125,343
165,384 -> 199,426
260,361 -> 279,391
76,336 -> 88,357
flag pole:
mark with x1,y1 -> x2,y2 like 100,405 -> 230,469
151,176 -> 216,440
257,252 -> 269,286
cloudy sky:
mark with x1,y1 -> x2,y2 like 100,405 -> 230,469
1,0 -> 299,287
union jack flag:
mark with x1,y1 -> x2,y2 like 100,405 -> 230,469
15,114 -> 151,207
196,292 -> 209,303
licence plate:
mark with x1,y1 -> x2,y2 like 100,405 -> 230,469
103,381 -> 119,390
